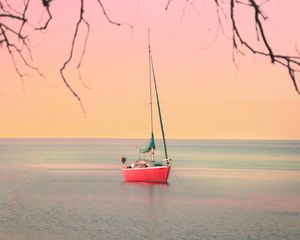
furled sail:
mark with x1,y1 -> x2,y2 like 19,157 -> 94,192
139,132 -> 156,153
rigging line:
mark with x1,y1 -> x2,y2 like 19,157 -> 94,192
150,53 -> 168,160
148,28 -> 154,135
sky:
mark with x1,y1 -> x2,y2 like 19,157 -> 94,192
0,0 -> 300,139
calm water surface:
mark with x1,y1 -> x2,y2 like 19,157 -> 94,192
0,139 -> 299,240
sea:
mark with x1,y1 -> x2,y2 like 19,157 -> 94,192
0,138 -> 299,240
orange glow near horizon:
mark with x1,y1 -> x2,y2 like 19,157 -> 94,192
1,0 -> 300,139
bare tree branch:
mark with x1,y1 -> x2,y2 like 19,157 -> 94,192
60,0 -> 86,115
165,0 -> 173,10
1,0 -> 300,114
76,18 -> 91,89
168,0 -> 300,94
0,0 -> 123,112
36,2 -> 52,31
231,0 -> 299,93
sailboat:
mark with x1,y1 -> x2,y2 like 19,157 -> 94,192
121,31 -> 172,183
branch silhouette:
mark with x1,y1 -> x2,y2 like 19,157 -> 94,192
229,0 -> 300,93
167,0 -> 300,93
0,0 -> 131,113
1,0 -> 299,111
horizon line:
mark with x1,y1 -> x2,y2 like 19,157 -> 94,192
0,137 -> 299,141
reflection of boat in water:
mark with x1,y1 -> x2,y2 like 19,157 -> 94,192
121,31 -> 171,183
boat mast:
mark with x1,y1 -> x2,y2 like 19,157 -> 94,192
148,29 -> 168,160
148,29 -> 155,162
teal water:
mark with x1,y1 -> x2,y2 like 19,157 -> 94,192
0,139 -> 300,240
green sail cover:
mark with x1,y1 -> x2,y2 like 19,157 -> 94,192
139,132 -> 156,153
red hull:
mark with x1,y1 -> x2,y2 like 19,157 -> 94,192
122,166 -> 170,183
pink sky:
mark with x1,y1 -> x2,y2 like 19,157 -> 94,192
0,0 -> 300,139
